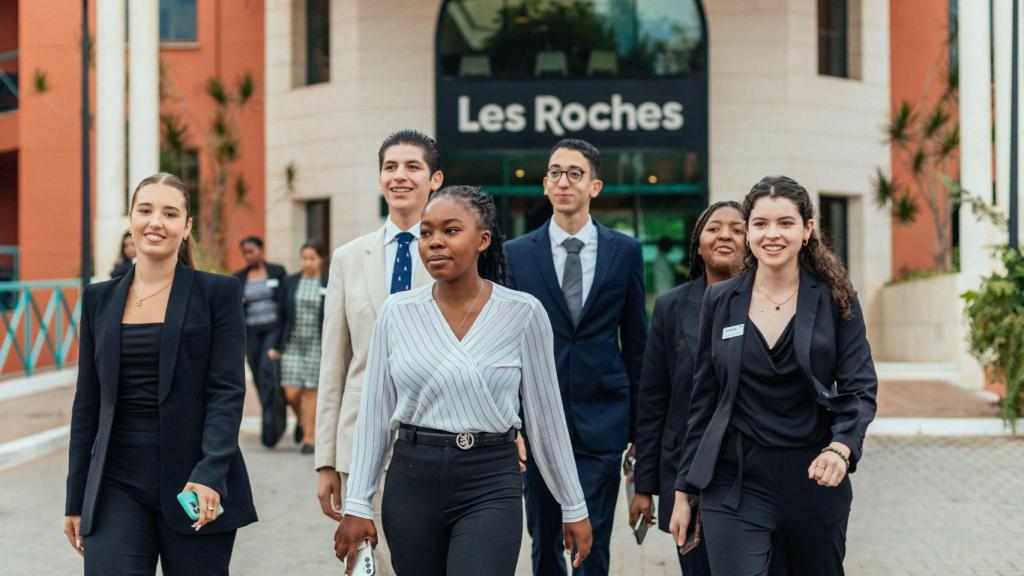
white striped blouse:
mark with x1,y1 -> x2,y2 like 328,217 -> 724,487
343,282 -> 588,523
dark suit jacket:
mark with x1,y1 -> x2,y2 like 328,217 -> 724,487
233,262 -> 288,349
505,219 -> 648,453
66,263 -> 258,536
279,272 -> 329,351
676,269 -> 878,494
634,276 -> 705,532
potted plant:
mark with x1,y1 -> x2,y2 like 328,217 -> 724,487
961,246 -> 1024,432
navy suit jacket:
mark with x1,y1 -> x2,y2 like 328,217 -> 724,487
676,270 -> 878,494
505,219 -> 648,453
66,263 -> 258,536
634,276 -> 705,531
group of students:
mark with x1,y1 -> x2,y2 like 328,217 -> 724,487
62,128 -> 877,576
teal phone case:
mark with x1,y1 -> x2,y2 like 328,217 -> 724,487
176,491 -> 224,521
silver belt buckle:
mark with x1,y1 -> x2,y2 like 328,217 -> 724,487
456,432 -> 476,450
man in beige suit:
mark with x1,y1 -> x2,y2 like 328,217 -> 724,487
315,130 -> 443,574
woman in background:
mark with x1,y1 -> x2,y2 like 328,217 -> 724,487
110,231 -> 136,278
280,240 -> 329,454
233,236 -> 289,448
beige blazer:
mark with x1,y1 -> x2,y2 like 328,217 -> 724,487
314,225 -> 431,473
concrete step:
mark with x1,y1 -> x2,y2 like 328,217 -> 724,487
875,362 -> 959,383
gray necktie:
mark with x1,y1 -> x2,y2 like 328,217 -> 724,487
561,237 -> 584,325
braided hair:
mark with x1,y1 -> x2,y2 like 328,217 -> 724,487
425,186 -> 507,285
688,200 -> 743,281
741,176 -> 856,320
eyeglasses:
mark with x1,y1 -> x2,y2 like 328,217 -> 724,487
546,167 -> 586,184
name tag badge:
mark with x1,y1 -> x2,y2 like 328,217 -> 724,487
266,278 -> 280,289
722,324 -> 745,340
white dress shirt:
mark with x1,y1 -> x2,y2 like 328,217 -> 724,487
549,217 -> 598,304
344,282 -> 589,523
384,217 -> 421,288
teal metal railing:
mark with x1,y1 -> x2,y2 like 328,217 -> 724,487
0,280 -> 81,378
0,50 -> 17,113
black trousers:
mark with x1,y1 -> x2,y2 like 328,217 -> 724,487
699,431 -> 852,576
245,323 -> 285,447
381,437 -> 523,576
523,442 -> 620,576
84,481 -> 236,575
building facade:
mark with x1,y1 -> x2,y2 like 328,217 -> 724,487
264,0 -> 892,320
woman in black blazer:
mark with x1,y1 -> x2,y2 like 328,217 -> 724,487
233,236 -> 289,448
64,173 -> 256,575
279,239 -> 329,454
669,176 -> 877,575
630,201 -> 745,576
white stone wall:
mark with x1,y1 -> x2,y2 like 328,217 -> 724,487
704,0 -> 891,330
265,0 -> 893,320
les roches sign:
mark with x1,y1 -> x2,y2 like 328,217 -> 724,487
436,77 -> 706,152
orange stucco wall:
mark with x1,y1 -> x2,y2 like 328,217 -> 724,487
889,0 -> 957,277
11,0 -> 264,281
17,0 -> 95,280
159,1 -> 265,273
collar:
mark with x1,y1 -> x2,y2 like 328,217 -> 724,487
385,217 -> 421,245
549,217 -> 596,247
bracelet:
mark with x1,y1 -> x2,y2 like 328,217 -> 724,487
820,446 -> 850,468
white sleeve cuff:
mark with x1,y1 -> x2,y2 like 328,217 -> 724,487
342,499 -> 375,520
561,501 -> 589,523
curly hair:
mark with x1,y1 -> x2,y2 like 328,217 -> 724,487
741,176 -> 856,320
688,200 -> 744,281
425,185 -> 507,285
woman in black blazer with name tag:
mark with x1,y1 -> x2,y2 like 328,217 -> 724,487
64,173 -> 257,575
670,176 -> 877,575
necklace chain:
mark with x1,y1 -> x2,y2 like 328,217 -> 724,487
435,280 -> 486,337
755,283 -> 798,311
132,279 -> 173,307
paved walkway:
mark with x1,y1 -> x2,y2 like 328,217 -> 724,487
2,434 -> 1021,575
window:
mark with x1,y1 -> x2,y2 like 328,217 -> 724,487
306,0 -> 330,84
160,0 -> 197,43
438,0 -> 707,79
819,196 -> 849,271
306,200 -> 331,252
817,0 -> 848,77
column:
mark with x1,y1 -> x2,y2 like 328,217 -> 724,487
957,0 -> 994,388
128,0 -> 159,189
95,0 -> 126,280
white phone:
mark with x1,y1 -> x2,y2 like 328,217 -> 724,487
351,539 -> 375,575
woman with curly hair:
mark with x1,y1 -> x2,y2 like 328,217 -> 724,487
669,176 -> 878,575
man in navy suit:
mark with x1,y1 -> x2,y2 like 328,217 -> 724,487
506,139 -> 648,576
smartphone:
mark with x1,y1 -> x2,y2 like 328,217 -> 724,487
677,494 -> 701,556
632,515 -> 650,545
352,539 -> 375,575
176,490 -> 224,521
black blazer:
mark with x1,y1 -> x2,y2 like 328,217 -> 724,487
676,270 -> 877,494
233,262 -> 287,349
505,219 -> 648,453
66,264 -> 258,536
279,271 -> 329,351
634,276 -> 705,532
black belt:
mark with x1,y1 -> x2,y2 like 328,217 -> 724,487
397,425 -> 516,450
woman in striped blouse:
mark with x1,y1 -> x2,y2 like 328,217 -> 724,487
335,186 -> 592,575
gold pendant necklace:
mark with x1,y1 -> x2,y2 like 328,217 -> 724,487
755,283 -> 798,311
132,279 -> 173,307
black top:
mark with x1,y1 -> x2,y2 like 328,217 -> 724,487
732,316 -> 824,447
117,323 -> 162,417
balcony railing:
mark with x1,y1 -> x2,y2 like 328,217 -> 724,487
0,280 -> 81,378
0,50 -> 17,114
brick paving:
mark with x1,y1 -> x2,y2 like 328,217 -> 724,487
2,434 -> 1022,575
876,380 -> 1001,418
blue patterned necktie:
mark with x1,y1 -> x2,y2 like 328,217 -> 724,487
390,232 -> 415,294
